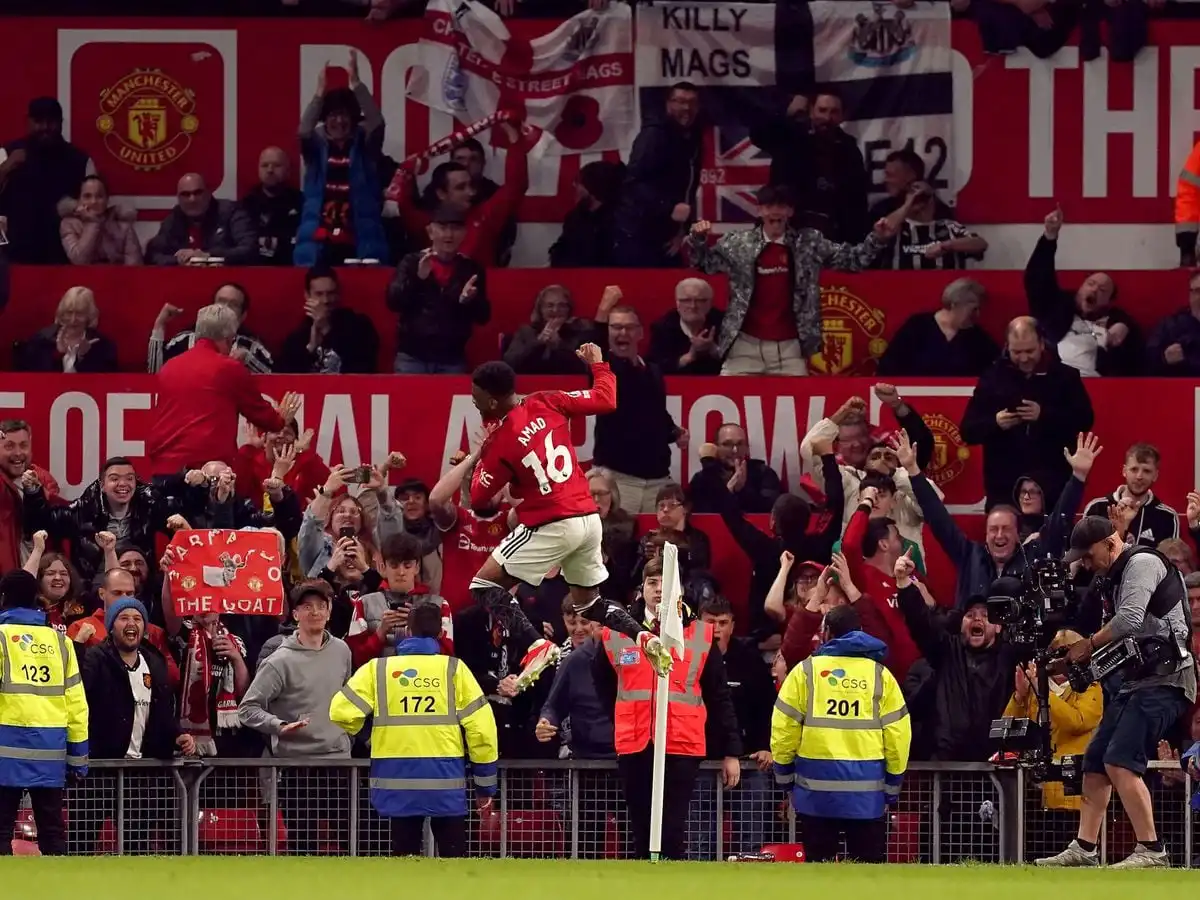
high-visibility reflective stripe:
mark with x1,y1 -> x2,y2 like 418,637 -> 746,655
370,777 -> 466,791
671,693 -> 703,707
795,775 -> 885,793
0,682 -> 63,697
458,695 -> 488,720
1180,168 -> 1200,189
774,696 -> 804,724
0,746 -> 66,761
64,673 -> 81,689
617,689 -> 652,702
376,657 -> 458,726
802,657 -> 885,730
775,772 -> 795,785
680,625 -> 710,697
474,773 -> 498,787
66,755 -> 88,767
1177,222 -> 1200,233
880,705 -> 909,726
883,782 -> 902,796
339,685 -> 373,718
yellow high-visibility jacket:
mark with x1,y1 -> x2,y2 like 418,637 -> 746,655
330,637 -> 497,818
1003,681 -> 1102,811
772,632 -> 910,820
0,609 -> 89,788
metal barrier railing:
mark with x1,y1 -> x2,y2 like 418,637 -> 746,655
9,758 -> 1194,863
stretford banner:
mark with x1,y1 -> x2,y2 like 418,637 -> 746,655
411,0 -> 635,155
3,18 -> 1200,266
164,529 -> 287,617
6,375 -> 1200,519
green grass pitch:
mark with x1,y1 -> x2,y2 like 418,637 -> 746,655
0,858 -> 1193,896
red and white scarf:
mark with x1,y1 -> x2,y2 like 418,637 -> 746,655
179,624 -> 239,757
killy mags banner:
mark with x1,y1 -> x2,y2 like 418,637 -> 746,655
166,529 -> 286,617
635,0 -> 954,225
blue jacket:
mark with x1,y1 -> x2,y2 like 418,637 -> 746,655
294,124 -> 388,266
540,640 -> 614,758
911,471 -> 1083,609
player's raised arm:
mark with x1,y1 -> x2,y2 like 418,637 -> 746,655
546,343 -> 617,416
467,443 -> 512,513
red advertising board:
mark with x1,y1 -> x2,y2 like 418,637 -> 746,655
2,18 -> 1197,266
4,373 -> 1194,514
6,372 -> 1188,625
0,263 -> 1193,374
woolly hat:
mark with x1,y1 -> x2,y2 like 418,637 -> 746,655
105,597 -> 149,635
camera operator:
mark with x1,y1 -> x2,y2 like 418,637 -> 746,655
1037,516 -> 1195,869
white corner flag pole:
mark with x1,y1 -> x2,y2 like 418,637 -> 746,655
649,541 -> 686,862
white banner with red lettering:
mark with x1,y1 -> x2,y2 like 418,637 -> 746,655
410,0 -> 635,155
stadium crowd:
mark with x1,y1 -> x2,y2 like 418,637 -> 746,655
2,0 -> 1200,866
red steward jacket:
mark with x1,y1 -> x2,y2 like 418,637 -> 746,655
147,339 -> 285,475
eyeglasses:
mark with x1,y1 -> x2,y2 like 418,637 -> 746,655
656,501 -> 683,514
590,489 -> 611,499
1018,488 -> 1043,497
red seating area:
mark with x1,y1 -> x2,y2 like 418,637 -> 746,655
1,265 -> 1193,373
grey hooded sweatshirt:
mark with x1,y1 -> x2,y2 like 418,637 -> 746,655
238,632 -> 354,758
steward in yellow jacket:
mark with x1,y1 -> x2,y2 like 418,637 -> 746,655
330,600 -> 497,857
0,570 -> 89,856
771,605 -> 910,863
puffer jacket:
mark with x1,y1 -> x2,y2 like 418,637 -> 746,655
684,224 -> 884,357
57,198 -> 143,265
23,477 -> 187,583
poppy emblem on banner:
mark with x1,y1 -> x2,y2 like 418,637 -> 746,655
924,412 -> 971,487
96,69 -> 199,171
808,286 -> 888,376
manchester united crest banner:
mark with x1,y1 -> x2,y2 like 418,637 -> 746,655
165,529 -> 286,617
635,0 -> 954,225
410,0 -> 636,155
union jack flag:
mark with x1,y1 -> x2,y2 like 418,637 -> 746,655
694,124 -> 772,227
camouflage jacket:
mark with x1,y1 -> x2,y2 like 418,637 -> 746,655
685,225 -> 885,358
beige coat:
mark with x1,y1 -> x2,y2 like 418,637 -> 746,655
58,199 -> 143,265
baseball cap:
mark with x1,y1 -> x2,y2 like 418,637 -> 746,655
1063,516 -> 1116,563
28,97 -> 63,122
394,477 -> 430,498
431,204 -> 467,226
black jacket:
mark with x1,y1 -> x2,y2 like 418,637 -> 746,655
80,639 -> 179,760
613,119 -> 702,245
1024,236 -> 1143,376
16,326 -> 119,374
689,457 -> 782,515
386,251 -> 490,365
897,584 -> 1017,762
0,136 -> 89,264
960,355 -> 1094,508
594,330 -> 680,479
540,640 -> 614,758
549,201 -> 618,268
593,622 -> 744,759
145,199 -> 258,266
278,306 -> 379,374
749,119 -> 870,243
1146,308 -> 1200,377
189,485 -> 303,542
647,308 -> 725,376
24,477 -> 188,583
502,319 -> 598,376
240,184 -> 304,266
715,636 -> 775,757
876,313 -> 1000,378
716,453 -> 845,639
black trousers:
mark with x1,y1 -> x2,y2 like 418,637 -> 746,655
617,746 -> 701,860
798,813 -> 887,863
279,768 -> 348,856
0,787 -> 66,856
389,815 -> 466,857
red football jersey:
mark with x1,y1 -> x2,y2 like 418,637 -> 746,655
470,362 -> 617,528
439,506 -> 511,613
